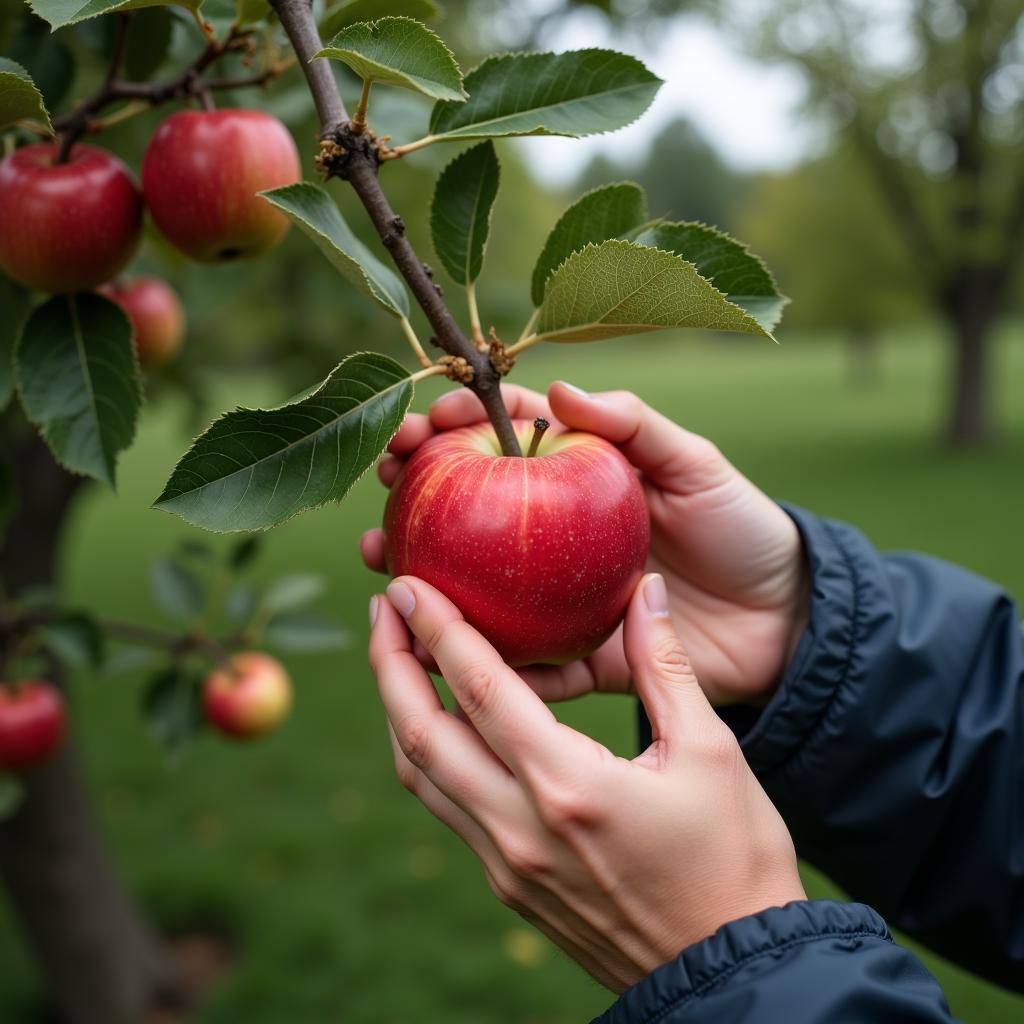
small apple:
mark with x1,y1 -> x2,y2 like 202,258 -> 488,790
0,142 -> 143,293
99,276 -> 186,367
0,681 -> 66,771
383,419 -> 650,666
203,652 -> 292,739
142,109 -> 300,263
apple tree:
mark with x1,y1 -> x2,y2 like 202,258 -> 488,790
0,0 -> 788,1018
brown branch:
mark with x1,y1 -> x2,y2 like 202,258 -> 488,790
52,25 -> 281,152
269,0 -> 522,457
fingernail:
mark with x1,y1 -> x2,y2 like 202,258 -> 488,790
432,389 -> 462,405
557,381 -> 589,398
644,574 -> 670,617
368,595 -> 379,627
387,580 -> 416,618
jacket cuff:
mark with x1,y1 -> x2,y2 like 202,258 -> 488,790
592,900 -> 890,1024
720,505 -> 869,777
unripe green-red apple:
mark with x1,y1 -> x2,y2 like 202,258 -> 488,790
0,681 -> 66,771
99,276 -> 186,367
384,420 -> 650,666
0,143 -> 142,293
203,652 -> 292,739
142,109 -> 300,263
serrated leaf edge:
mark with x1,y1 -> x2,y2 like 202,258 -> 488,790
428,48 -> 663,140
152,351 -> 415,533
536,239 -> 776,343
315,16 -> 467,101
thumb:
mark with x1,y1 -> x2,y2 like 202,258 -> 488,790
547,382 -> 732,493
623,574 -> 717,748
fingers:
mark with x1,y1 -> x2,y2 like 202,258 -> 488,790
621,574 -> 718,751
547,382 -> 732,493
518,630 -> 632,703
369,593 -> 515,820
387,413 -> 436,456
385,576 -> 592,783
429,383 -> 552,430
360,529 -> 387,573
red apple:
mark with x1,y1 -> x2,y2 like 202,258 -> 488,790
0,681 -> 66,771
383,420 -> 650,666
99,276 -> 186,367
0,143 -> 142,293
203,652 -> 292,739
142,109 -> 300,263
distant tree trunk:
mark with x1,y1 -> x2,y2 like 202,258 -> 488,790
0,426 -> 181,1023
943,266 -> 1000,446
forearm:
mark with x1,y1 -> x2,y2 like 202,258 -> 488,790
594,901 -> 956,1024
717,507 -> 1024,988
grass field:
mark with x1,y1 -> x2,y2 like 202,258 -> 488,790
0,326 -> 1022,1022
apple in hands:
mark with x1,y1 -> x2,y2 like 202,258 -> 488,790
142,110 -> 300,263
0,681 -> 66,771
203,652 -> 292,739
99,276 -> 186,367
0,143 -> 143,293
383,420 -> 650,666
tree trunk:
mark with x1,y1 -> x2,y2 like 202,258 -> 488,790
0,426 -> 181,1023
944,268 -> 1000,446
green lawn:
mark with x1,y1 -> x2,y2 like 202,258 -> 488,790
1,326 -> 1022,1021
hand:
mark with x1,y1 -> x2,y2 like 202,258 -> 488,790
368,572 -> 806,992
361,382 -> 809,706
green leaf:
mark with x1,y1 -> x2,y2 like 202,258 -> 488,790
426,50 -> 661,144
154,352 -> 415,532
235,0 -> 269,25
531,182 -> 647,307
430,142 -> 499,286
28,0 -> 202,31
229,535 -> 262,570
122,7 -> 174,81
6,18 -> 75,112
0,278 -> 26,412
535,240 -> 774,345
40,613 -> 105,669
142,668 -> 205,756
0,776 -> 24,821
0,57 -> 52,131
261,183 -> 409,319
225,584 -> 257,623
632,222 -> 788,334
319,0 -> 441,41
264,612 -> 349,652
151,559 -> 206,621
15,294 -> 142,488
261,573 -> 327,616
316,17 -> 465,102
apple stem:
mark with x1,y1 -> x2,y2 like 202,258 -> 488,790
351,80 -> 372,134
527,418 -> 550,458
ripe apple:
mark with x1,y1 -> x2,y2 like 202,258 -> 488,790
383,420 -> 650,666
142,109 -> 300,263
99,276 -> 186,367
203,652 -> 292,739
0,142 -> 143,293
0,681 -> 66,771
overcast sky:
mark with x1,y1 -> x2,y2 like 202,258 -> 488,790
510,10 -> 818,186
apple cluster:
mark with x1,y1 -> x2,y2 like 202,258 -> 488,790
0,108 -> 300,368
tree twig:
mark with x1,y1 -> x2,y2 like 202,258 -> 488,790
269,0 -> 522,457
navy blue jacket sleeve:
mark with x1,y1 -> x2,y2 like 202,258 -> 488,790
592,901 -> 955,1023
720,506 -> 1024,991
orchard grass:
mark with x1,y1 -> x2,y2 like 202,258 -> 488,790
0,325 -> 1020,1022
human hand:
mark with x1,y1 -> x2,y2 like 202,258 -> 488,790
368,572 -> 806,992
361,383 -> 809,706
